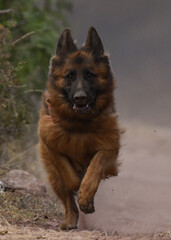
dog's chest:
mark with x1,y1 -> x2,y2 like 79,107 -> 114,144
57,131 -> 97,163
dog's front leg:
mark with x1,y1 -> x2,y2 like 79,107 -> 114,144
78,150 -> 117,214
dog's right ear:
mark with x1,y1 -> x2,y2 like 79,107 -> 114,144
56,28 -> 77,57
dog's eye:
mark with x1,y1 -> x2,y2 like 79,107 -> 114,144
86,71 -> 95,78
65,72 -> 74,79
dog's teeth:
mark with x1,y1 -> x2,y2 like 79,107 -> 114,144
73,103 -> 90,113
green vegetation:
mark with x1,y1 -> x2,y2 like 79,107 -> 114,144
0,0 -> 71,173
0,0 -> 72,88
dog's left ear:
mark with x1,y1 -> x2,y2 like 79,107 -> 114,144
56,28 -> 77,57
85,26 -> 104,56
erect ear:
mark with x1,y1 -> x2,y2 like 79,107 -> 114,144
85,26 -> 104,56
56,28 -> 77,57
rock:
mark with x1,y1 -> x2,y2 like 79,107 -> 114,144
3,170 -> 46,195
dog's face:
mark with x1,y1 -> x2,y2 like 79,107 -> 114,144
47,27 -> 115,119
59,52 -> 98,114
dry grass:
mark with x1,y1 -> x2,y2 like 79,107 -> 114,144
0,190 -> 63,227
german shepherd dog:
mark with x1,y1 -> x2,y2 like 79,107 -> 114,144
38,27 -> 120,230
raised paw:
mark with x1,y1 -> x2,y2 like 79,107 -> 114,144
79,200 -> 95,214
78,182 -> 96,214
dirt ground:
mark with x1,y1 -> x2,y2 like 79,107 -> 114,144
0,225 -> 171,240
0,121 -> 171,239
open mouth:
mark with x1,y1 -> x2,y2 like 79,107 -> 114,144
72,103 -> 90,113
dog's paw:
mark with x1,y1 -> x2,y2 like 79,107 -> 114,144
78,183 -> 96,214
58,222 -> 77,230
79,200 -> 95,214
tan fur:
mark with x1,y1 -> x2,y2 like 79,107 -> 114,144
38,34 -> 121,230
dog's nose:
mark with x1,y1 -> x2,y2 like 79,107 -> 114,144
74,90 -> 87,105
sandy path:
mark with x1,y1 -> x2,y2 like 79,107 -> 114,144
79,121 -> 171,234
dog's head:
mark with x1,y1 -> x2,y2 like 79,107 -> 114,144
47,27 -> 115,120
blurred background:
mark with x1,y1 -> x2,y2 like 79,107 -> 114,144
66,0 -> 171,127
0,0 -> 171,233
